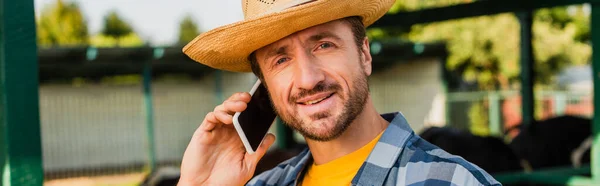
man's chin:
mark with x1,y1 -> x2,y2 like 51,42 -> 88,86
297,120 -> 348,141
300,128 -> 343,142
300,114 -> 336,126
280,111 -> 347,141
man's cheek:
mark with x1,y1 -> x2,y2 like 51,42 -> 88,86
276,96 -> 291,112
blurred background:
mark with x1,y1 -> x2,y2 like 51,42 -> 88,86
1,0 -> 597,185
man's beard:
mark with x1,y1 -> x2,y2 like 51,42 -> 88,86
273,72 -> 369,142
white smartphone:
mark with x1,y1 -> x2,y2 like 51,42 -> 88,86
232,79 -> 277,154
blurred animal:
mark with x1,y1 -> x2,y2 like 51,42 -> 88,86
419,127 -> 523,174
509,115 -> 592,169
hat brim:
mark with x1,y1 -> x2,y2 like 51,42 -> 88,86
182,0 -> 395,72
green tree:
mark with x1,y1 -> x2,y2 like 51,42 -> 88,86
380,0 -> 591,89
177,14 -> 201,44
37,0 -> 89,47
90,33 -> 144,47
381,1 -> 591,135
101,10 -> 134,39
532,6 -> 591,84
408,13 -> 520,90
92,10 -> 144,47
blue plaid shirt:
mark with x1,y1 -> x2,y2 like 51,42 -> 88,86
247,112 -> 501,186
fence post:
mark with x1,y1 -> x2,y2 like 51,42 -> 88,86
517,11 -> 535,129
488,92 -> 501,136
143,51 -> 158,172
0,0 -> 43,185
554,92 -> 566,116
590,2 -> 600,181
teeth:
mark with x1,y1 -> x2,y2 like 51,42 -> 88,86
304,96 -> 327,105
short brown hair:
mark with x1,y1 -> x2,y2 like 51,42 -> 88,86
248,16 -> 366,82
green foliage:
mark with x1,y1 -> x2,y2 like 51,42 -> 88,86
177,14 -> 201,45
409,13 -> 520,90
37,0 -> 89,47
37,2 -> 145,48
370,0 -> 470,40
386,1 -> 591,134
386,1 -> 591,90
532,6 -> 591,84
101,10 -> 134,39
90,33 -> 144,47
468,101 -> 489,136
92,10 -> 144,47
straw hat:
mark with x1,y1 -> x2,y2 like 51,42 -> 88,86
182,0 -> 396,72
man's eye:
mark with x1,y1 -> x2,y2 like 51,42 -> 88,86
318,43 -> 333,49
276,57 -> 288,65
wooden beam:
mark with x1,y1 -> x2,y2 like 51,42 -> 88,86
372,0 -> 600,28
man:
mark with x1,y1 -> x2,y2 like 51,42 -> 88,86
178,0 -> 501,185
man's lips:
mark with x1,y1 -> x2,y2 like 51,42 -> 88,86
295,92 -> 335,105
296,92 -> 336,116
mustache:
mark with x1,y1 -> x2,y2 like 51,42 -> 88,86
289,82 -> 341,103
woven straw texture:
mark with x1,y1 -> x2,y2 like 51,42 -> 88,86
183,0 -> 395,72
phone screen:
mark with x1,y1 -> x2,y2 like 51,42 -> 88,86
236,81 -> 277,152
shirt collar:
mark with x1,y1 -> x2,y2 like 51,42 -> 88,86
352,112 -> 415,185
290,112 -> 414,185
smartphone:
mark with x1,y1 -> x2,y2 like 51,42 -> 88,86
232,79 -> 277,154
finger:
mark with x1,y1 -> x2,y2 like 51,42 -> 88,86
214,104 -> 227,113
236,92 -> 252,103
201,121 -> 217,132
214,110 -> 234,125
246,133 -> 276,166
213,93 -> 251,114
213,101 -> 247,118
202,93 -> 252,131
222,100 -> 248,113
201,112 -> 219,131
205,111 -> 219,124
226,92 -> 252,103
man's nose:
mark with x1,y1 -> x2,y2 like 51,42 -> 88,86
293,51 -> 325,90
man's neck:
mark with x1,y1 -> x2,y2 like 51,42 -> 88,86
304,96 -> 389,165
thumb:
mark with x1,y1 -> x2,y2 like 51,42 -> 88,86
246,133 -> 276,166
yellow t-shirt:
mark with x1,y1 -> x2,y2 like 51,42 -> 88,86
301,132 -> 384,186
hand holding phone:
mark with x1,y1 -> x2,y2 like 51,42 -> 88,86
178,87 -> 276,186
233,80 -> 278,154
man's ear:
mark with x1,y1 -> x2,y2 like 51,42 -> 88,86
360,37 -> 373,76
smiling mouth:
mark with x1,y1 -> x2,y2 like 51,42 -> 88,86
299,93 -> 334,105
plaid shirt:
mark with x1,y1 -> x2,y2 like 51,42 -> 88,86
247,112 -> 501,186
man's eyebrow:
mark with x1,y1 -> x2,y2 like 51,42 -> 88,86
262,32 -> 341,60
265,45 -> 289,59
308,31 -> 342,43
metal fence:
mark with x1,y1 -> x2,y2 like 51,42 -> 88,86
446,90 -> 593,137
40,72 -> 257,181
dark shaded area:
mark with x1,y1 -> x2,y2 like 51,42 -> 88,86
370,41 -> 447,73
373,0 -> 596,28
421,115 -> 593,186
509,115 -> 591,169
419,127 -> 523,174
38,46 -> 213,82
